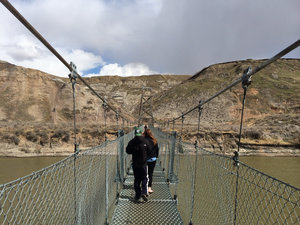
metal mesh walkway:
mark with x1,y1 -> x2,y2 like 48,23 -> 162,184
111,164 -> 184,224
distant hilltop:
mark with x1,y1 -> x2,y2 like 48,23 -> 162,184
0,59 -> 299,156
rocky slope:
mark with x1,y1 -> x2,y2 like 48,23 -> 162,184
0,60 -> 189,156
0,59 -> 299,156
152,59 -> 300,155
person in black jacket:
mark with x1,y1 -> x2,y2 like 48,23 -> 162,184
144,128 -> 159,194
126,127 -> 151,202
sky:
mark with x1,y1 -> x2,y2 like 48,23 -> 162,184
0,0 -> 299,77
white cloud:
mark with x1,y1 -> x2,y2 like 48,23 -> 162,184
0,0 -> 299,77
65,49 -> 104,74
90,62 -> 157,77
4,35 -> 44,61
0,33 -> 104,77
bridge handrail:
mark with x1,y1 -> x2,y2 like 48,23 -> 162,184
0,130 -> 134,225
152,127 -> 300,224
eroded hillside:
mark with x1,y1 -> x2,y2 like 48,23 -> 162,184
0,59 -> 299,156
0,60 -> 190,156
151,59 -> 300,155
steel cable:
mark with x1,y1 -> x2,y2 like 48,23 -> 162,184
0,0 -> 133,124
168,39 -> 300,124
188,102 -> 203,225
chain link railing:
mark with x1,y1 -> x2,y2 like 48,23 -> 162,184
0,130 -> 134,225
152,127 -> 299,225
1,127 -> 299,225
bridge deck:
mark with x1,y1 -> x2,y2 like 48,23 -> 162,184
111,164 -> 183,224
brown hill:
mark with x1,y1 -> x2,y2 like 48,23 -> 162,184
0,59 -> 299,156
0,60 -> 189,156
151,59 -> 300,155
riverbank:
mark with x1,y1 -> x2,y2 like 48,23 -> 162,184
0,124 -> 299,157
0,142 -> 299,157
0,145 -> 73,157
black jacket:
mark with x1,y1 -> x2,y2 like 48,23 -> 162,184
126,136 -> 150,168
145,136 -> 159,159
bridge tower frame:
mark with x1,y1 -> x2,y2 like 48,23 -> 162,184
138,86 -> 154,126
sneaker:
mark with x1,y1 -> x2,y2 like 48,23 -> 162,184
134,196 -> 141,203
141,194 -> 148,202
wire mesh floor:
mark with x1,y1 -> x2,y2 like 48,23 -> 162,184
111,164 -> 183,224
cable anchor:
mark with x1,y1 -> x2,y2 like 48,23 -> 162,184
74,143 -> 79,155
242,66 -> 252,90
181,112 -> 185,123
198,100 -> 203,112
68,61 -> 78,84
102,99 -> 108,111
233,151 -> 239,167
194,140 -> 198,148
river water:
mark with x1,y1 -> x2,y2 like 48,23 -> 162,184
0,156 -> 299,188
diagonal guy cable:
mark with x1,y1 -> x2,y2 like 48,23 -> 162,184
169,39 -> 300,123
0,0 -> 134,123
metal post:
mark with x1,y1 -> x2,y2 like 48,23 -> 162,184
117,130 -> 125,182
233,67 -> 252,225
105,140 -> 109,225
73,144 -> 79,225
69,61 -> 79,225
189,102 -> 203,224
168,131 -> 177,182
102,100 -> 109,225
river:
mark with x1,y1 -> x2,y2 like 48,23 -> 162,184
0,156 -> 299,188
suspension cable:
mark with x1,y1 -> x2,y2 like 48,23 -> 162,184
197,101 -> 203,136
0,0 -> 133,124
68,61 -> 79,224
180,112 -> 184,138
189,101 -> 203,225
102,100 -> 109,225
115,110 -> 121,196
2,0 -> 299,127
173,113 -> 184,199
116,111 -> 119,134
237,67 -> 252,153
167,39 -> 300,124
69,62 -> 78,150
233,67 -> 252,225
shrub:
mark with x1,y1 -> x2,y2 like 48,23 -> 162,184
12,136 -> 20,145
90,130 -> 101,138
15,130 -> 25,136
39,132 -> 49,146
62,134 -> 70,143
244,130 -> 261,139
51,130 -> 66,138
25,131 -> 38,142
34,149 -> 42,154
39,132 -> 49,140
21,148 -> 31,153
3,134 -> 10,141
82,128 -> 90,134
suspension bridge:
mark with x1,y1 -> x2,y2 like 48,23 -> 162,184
0,0 -> 299,224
